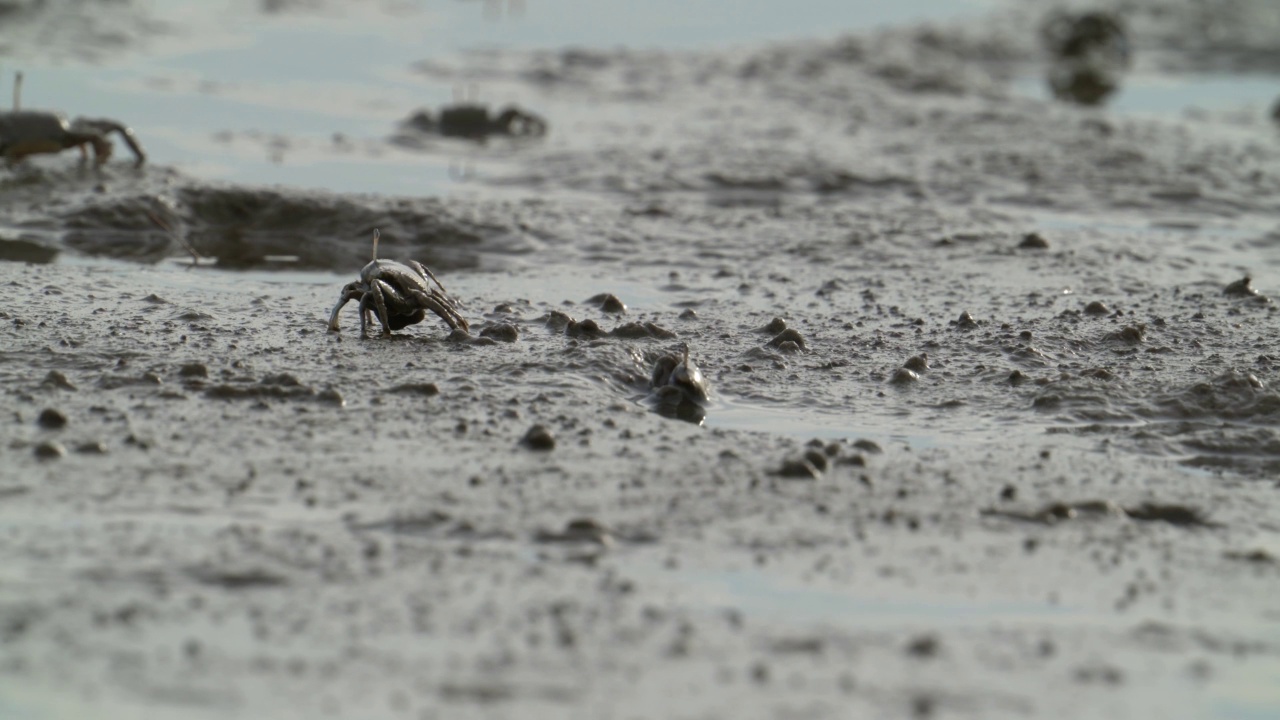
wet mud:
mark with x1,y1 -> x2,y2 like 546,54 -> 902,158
3,0 -> 1280,719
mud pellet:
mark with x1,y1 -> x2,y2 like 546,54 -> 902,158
767,328 -> 807,350
1019,232 -> 1050,249
34,441 -> 65,459
37,408 -> 67,429
1084,301 -> 1109,315
480,323 -> 519,342
75,441 -> 108,455
890,368 -> 920,384
522,424 -> 556,451
179,363 -> 209,378
776,457 -> 821,480
41,371 -> 76,390
903,353 -> 929,372
759,317 -> 787,334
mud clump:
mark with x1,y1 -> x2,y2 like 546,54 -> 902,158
1019,232 -> 1050,249
954,311 -> 979,330
767,328 -> 807,351
40,371 -> 77,391
587,293 -> 627,314
34,440 -> 65,459
37,408 -> 68,429
566,318 -> 605,339
613,321 -> 677,339
480,323 -> 520,342
521,424 -> 556,451
890,368 -> 920,384
903,353 -> 929,372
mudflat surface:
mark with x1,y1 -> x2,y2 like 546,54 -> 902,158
2,1 -> 1280,718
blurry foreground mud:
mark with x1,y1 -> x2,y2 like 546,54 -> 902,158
3,1 -> 1280,719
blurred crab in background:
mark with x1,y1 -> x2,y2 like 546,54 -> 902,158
0,72 -> 146,166
1040,11 -> 1132,106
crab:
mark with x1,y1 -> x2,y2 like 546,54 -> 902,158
1039,11 -> 1131,106
327,229 -> 469,337
650,343 -> 711,405
400,103 -> 547,141
0,73 -> 146,166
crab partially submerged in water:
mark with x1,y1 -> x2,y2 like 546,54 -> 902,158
648,344 -> 711,422
0,73 -> 145,165
328,230 -> 469,337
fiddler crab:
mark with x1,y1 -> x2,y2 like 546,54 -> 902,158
648,343 -> 711,423
400,103 -> 547,141
1039,11 -> 1131,106
0,72 -> 146,166
328,229 -> 469,338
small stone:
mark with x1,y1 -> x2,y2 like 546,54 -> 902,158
678,308 -> 698,320
34,441 -> 65,459
522,424 -> 556,451
1008,370 -> 1027,385
37,408 -> 68,429
1084,301 -> 1110,315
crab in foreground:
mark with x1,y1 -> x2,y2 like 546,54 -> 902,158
0,73 -> 146,166
648,344 -> 711,423
328,230 -> 469,337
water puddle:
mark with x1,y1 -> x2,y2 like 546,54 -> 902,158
667,566 -> 1083,628
1015,72 -> 1280,123
5,0 -> 983,197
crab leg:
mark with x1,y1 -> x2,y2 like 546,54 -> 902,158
70,118 -> 146,166
328,282 -> 365,332
367,279 -> 398,336
406,289 -> 467,332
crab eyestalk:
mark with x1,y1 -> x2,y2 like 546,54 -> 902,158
372,228 -> 380,261
13,71 -> 21,111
